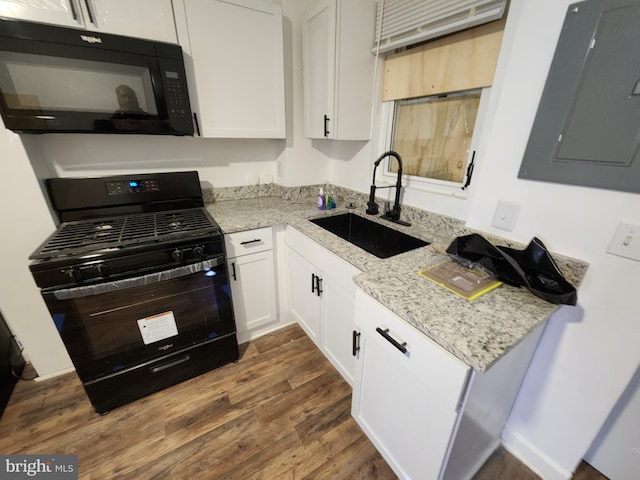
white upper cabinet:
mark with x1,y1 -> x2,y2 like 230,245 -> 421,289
173,0 -> 286,138
0,0 -> 178,43
303,0 -> 376,140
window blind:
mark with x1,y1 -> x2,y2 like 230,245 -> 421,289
373,0 -> 507,54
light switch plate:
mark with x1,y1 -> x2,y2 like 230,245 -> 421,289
492,201 -> 520,231
607,221 -> 640,261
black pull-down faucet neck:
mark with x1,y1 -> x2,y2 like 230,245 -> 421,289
366,151 -> 409,226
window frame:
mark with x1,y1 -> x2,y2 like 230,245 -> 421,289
378,87 -> 491,198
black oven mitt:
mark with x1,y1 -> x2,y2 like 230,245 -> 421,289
446,234 -> 577,305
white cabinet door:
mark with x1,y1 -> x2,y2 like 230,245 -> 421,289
321,276 -> 356,386
302,0 -> 376,140
0,0 -> 80,28
352,290 -> 471,480
285,226 -> 361,383
81,0 -> 177,43
225,228 -> 278,344
286,245 -> 321,346
0,0 -> 177,43
174,0 -> 286,138
228,250 -> 277,340
303,0 -> 334,139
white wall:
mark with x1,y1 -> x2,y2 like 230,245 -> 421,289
0,125 -> 73,377
452,1 -> 640,478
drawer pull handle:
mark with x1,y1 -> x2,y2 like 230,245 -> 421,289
240,239 -> 261,245
376,327 -> 407,354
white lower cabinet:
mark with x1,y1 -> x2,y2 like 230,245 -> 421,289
352,289 -> 546,480
285,226 -> 361,386
352,289 -> 471,480
225,227 -> 278,344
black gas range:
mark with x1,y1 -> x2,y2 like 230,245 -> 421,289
29,171 -> 238,414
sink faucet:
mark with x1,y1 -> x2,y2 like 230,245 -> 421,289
366,150 -> 410,226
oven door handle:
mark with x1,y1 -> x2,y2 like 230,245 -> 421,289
52,257 -> 224,300
150,355 -> 191,373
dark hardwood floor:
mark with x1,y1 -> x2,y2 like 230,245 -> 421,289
0,324 -> 608,479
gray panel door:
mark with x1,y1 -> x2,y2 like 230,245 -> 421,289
519,0 -> 640,193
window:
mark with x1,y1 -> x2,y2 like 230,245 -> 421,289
380,89 -> 483,195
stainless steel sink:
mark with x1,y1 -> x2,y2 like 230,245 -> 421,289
310,213 -> 429,259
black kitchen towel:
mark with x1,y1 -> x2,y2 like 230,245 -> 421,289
446,234 -> 577,305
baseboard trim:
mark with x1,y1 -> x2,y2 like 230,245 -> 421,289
501,427 -> 573,480
34,367 -> 76,382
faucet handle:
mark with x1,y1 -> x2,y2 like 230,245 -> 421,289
366,185 -> 379,215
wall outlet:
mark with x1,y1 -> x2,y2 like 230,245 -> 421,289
492,201 -> 520,231
607,221 -> 640,261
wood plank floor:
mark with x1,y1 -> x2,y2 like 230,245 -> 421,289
0,324 -> 608,480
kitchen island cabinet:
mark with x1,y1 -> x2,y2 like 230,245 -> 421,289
173,0 -> 286,138
0,0 -> 177,43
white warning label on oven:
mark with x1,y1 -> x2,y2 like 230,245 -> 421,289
137,311 -> 178,345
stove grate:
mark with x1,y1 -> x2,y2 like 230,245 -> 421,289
30,208 -> 219,259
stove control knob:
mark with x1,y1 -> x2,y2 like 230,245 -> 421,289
65,268 -> 82,282
172,249 -> 184,262
94,263 -> 110,277
192,246 -> 205,258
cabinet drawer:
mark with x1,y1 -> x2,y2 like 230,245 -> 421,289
224,227 -> 273,258
354,289 -> 471,408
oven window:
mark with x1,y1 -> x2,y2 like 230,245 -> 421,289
0,51 -> 158,115
77,273 -> 225,358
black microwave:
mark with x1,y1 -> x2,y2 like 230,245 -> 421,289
0,18 -> 194,135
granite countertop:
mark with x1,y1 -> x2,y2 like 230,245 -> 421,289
206,194 -> 588,373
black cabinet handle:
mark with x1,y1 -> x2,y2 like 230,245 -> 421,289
231,262 -> 237,281
311,273 -> 322,296
193,112 -> 201,136
352,331 -> 361,356
323,114 -> 330,137
240,239 -> 261,245
376,327 -> 407,354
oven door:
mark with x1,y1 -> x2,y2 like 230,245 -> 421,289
42,258 -> 235,381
